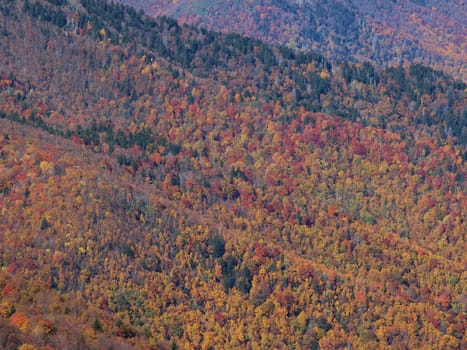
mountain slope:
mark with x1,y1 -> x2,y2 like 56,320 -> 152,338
0,1 -> 466,349
121,0 -> 467,81
3,0 -> 466,147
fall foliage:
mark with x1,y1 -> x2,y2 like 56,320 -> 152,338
122,0 -> 467,81
0,1 -> 465,349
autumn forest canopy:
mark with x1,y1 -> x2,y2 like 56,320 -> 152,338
0,0 -> 465,349
121,0 -> 467,81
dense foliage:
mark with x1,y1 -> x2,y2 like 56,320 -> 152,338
120,0 -> 467,81
0,1 -> 465,349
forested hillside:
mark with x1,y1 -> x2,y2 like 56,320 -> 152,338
121,0 -> 467,81
0,1 -> 466,349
